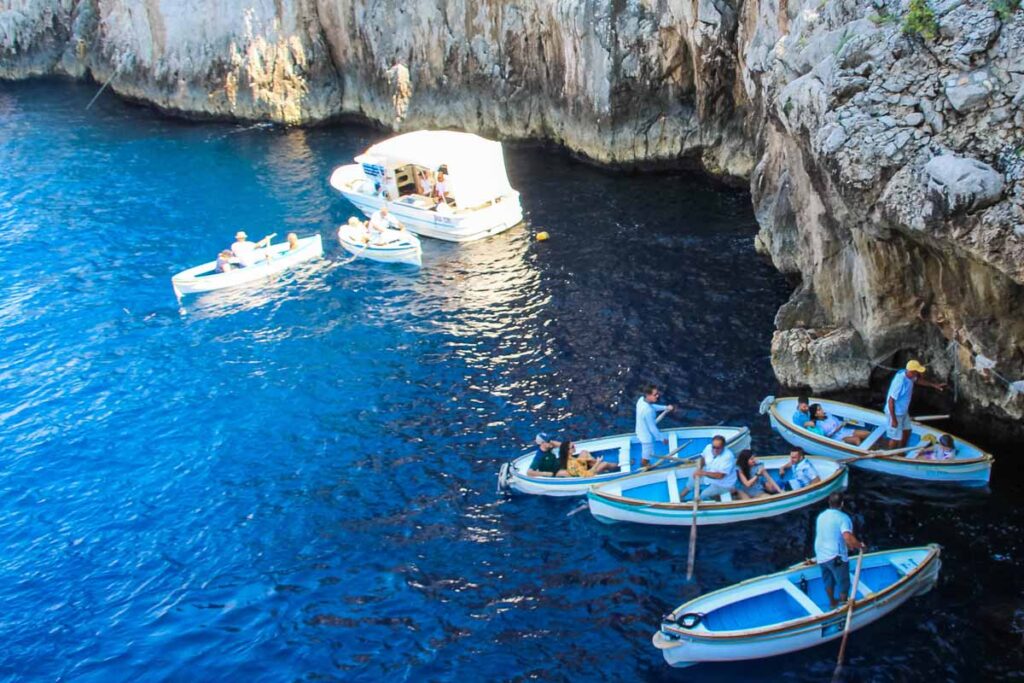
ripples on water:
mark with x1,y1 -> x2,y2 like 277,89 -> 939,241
0,82 -> 1021,681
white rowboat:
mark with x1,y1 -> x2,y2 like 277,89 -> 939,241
337,222 -> 422,267
761,396 -> 993,486
171,235 -> 324,298
587,456 -> 847,526
329,131 -> 524,242
497,426 -> 751,497
653,545 -> 941,667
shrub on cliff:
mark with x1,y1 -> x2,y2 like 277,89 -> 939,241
902,0 -> 938,40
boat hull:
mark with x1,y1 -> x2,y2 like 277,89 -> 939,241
654,545 -> 941,667
337,224 -> 422,266
330,165 -> 523,242
499,427 -> 751,497
764,396 -> 992,486
587,456 -> 847,526
171,235 -> 324,297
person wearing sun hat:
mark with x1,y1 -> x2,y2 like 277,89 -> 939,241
230,230 -> 273,267
883,359 -> 947,449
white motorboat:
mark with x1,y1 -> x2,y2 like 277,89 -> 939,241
329,131 -> 523,242
171,235 -> 324,298
337,219 -> 422,267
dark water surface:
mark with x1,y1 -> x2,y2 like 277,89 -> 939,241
0,81 -> 1021,681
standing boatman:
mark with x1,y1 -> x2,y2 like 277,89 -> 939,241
814,492 -> 866,610
883,359 -> 946,449
634,384 -> 675,470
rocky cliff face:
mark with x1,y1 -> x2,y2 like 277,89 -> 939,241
2,0 -> 1022,422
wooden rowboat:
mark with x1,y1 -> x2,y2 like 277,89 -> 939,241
497,426 -> 751,497
171,235 -> 324,298
653,545 -> 941,667
761,396 -> 993,486
337,222 -> 422,266
586,455 -> 846,526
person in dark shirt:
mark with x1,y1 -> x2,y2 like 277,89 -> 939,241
527,432 -> 567,477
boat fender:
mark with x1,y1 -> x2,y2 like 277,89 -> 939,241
536,231 -> 549,241
798,574 -> 809,594
665,612 -> 703,629
758,395 -> 776,415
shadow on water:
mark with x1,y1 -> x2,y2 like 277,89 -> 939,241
0,80 -> 1021,681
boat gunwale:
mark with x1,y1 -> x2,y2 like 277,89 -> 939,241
587,455 -> 846,511
769,397 -> 993,467
506,426 -> 750,487
660,544 -> 941,642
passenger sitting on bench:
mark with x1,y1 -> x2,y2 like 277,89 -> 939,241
561,440 -> 618,477
810,404 -> 871,446
678,435 -> 738,501
919,433 -> 956,460
778,447 -> 820,490
736,449 -> 783,499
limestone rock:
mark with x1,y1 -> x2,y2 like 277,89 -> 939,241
770,327 -> 873,393
925,155 -> 1005,214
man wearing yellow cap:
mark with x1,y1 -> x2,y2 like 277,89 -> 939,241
883,359 -> 946,449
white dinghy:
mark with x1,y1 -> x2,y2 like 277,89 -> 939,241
171,235 -> 324,298
653,545 -> 941,668
329,131 -> 523,242
497,426 -> 751,497
587,456 -> 846,526
761,396 -> 993,486
337,218 -> 422,267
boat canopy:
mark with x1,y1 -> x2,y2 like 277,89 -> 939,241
355,131 -> 515,209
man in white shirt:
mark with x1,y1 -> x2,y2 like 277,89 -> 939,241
778,447 -> 820,490
679,435 -> 737,501
634,384 -> 675,469
814,492 -> 866,609
230,231 -> 272,267
368,207 -> 402,244
883,359 -> 946,449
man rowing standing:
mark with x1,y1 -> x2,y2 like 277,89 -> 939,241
634,384 -> 675,470
814,492 -> 866,610
231,231 -> 273,267
883,359 -> 946,449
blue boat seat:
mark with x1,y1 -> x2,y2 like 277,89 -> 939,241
702,589 -> 810,631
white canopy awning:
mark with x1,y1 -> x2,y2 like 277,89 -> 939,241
355,131 -> 515,209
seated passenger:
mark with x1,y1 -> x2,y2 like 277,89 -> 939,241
920,433 -> 956,460
561,440 -> 617,477
778,447 -> 820,490
735,449 -> 782,499
526,433 -> 566,477
433,171 -> 452,207
231,231 -> 272,267
812,404 -> 872,446
215,249 -> 234,273
792,395 -> 811,427
678,435 -> 737,502
417,169 -> 434,198
287,232 -> 300,251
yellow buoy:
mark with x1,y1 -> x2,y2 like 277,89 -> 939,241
536,231 -> 550,241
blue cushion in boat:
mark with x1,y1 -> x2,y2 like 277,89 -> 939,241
702,589 -> 810,631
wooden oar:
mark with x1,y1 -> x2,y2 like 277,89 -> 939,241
913,414 -> 950,422
641,440 -> 694,471
838,443 -> 926,464
832,549 -> 865,682
656,408 -> 672,423
686,472 -> 701,580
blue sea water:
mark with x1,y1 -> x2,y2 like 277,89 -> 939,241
0,81 -> 1022,681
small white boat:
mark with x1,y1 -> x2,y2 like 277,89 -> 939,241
329,130 -> 524,242
761,396 -> 993,486
587,456 -> 846,526
653,544 -> 941,667
497,426 -> 751,497
337,221 -> 422,266
171,235 -> 324,298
